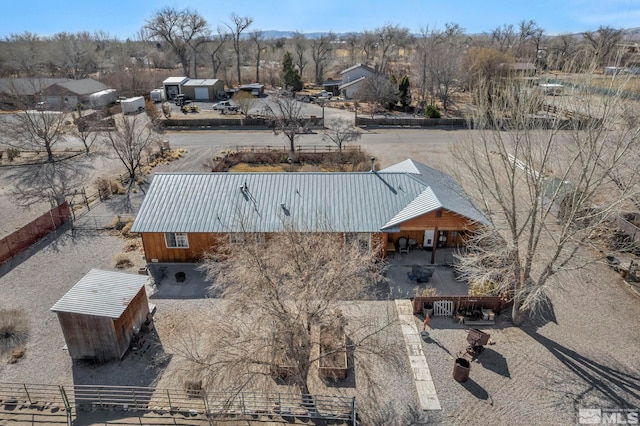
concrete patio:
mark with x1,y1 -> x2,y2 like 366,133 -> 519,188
385,248 -> 470,299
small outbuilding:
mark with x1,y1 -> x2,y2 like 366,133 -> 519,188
182,78 -> 225,101
237,83 -> 265,97
162,76 -> 189,101
51,269 -> 151,362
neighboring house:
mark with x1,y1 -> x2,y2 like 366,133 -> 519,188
181,79 -> 225,101
130,159 -> 488,266
50,269 -> 151,362
338,63 -> 378,99
0,77 -> 110,109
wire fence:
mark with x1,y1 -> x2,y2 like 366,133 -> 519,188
0,382 -> 356,425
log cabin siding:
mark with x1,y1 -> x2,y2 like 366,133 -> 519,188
397,208 -> 475,231
141,232 -> 223,263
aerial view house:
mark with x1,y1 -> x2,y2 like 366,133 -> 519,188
338,63 -> 378,99
131,159 -> 488,265
50,269 -> 151,362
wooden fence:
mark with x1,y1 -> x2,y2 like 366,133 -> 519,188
412,295 -> 512,315
0,382 -> 356,425
356,117 -> 467,128
230,144 -> 361,154
0,202 -> 70,265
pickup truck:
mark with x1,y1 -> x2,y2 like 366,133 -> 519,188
212,100 -> 240,114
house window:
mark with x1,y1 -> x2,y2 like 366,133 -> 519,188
165,232 -> 188,248
345,233 -> 370,252
229,233 -> 245,244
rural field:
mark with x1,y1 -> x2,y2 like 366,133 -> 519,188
0,123 -> 639,425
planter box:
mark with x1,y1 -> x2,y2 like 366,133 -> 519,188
318,328 -> 347,380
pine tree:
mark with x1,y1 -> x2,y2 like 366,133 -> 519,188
280,51 -> 303,92
399,75 -> 411,107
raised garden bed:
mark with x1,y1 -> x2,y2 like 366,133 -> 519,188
318,326 -> 347,380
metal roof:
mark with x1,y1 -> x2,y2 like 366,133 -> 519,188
0,78 -> 108,96
338,76 -> 366,90
49,78 -> 109,95
131,159 -> 488,234
340,63 -> 376,75
163,76 -> 189,85
51,269 -> 148,319
183,79 -> 221,87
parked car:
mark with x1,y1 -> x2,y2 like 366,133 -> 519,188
212,100 -> 240,114
318,90 -> 333,99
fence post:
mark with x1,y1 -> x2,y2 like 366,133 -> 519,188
23,384 -> 32,404
82,188 -> 89,211
352,397 -> 357,426
166,389 -> 173,411
58,385 -> 71,426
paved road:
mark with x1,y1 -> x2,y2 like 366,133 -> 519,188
162,127 -> 472,170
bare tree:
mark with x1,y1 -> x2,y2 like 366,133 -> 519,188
321,118 -> 361,152
225,13 -> 253,85
180,230 -> 393,396
50,32 -> 98,79
4,107 -> 68,163
452,70 -> 640,325
207,26 -> 228,77
249,30 -> 264,82
263,92 -> 307,154
101,114 -> 157,182
583,26 -> 623,67
292,32 -> 308,79
374,25 -> 411,74
144,7 -> 210,77
356,74 -> 400,118
310,33 -> 335,84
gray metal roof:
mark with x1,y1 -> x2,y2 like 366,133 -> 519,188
163,76 -> 189,85
0,78 -> 108,96
50,269 -> 148,319
131,159 -> 488,234
49,78 -> 109,95
183,79 -> 221,87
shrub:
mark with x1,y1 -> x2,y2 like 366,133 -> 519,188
123,239 -> 140,252
120,222 -> 134,238
425,104 -> 441,119
110,216 -> 134,231
114,253 -> 134,269
0,309 -> 29,354
416,286 -> 440,297
6,148 -> 20,162
8,346 -> 26,364
96,177 -> 112,199
468,280 -> 497,296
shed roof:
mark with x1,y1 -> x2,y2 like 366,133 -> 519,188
0,78 -> 108,96
131,159 -> 488,234
51,269 -> 148,319
183,79 -> 221,87
49,78 -> 109,96
163,76 -> 189,85
338,76 -> 367,90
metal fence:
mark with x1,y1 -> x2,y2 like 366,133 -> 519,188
0,382 -> 357,425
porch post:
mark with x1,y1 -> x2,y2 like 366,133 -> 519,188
431,227 -> 438,264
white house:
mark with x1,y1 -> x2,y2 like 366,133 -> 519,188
338,63 -> 377,99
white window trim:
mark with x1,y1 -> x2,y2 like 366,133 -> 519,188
165,232 -> 189,248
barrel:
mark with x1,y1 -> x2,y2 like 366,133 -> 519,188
453,357 -> 470,382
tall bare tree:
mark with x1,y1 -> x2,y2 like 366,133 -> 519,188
583,26 -> 623,68
102,114 -> 157,182
207,26 -> 229,77
452,70 -> 640,325
249,30 -> 264,83
374,25 -> 411,74
50,32 -> 98,79
179,230 -> 393,397
144,7 -> 210,77
225,13 -> 253,85
356,74 -> 400,118
263,92 -> 306,154
310,33 -> 335,84
292,32 -> 308,79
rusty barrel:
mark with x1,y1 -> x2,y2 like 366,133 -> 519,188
453,357 -> 470,382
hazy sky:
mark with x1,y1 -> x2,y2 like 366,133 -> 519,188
1,0 -> 639,38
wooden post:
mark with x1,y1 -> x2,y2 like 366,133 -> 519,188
431,226 -> 438,264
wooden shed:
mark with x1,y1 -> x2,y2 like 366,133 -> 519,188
51,269 -> 150,362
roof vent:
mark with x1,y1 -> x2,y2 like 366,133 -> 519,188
370,156 -> 375,172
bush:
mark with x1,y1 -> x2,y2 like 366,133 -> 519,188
416,286 -> 439,297
6,148 -> 20,162
469,280 -> 497,296
110,216 -> 134,231
0,309 -> 29,354
425,104 -> 441,119
114,253 -> 134,269
96,177 -> 112,199
120,222 -> 134,238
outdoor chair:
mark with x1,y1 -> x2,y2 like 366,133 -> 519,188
398,237 -> 409,254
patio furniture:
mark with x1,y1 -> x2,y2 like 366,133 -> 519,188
398,237 -> 409,254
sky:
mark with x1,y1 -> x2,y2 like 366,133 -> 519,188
1,0 -> 640,39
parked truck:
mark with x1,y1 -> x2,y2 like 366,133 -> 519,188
120,96 -> 145,114
212,100 -> 240,114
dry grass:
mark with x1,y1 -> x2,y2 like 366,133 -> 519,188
8,346 -> 26,364
114,253 -> 134,269
228,164 -> 287,172
0,308 -> 29,354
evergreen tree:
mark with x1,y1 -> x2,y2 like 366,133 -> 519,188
399,75 -> 411,107
280,51 -> 303,92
